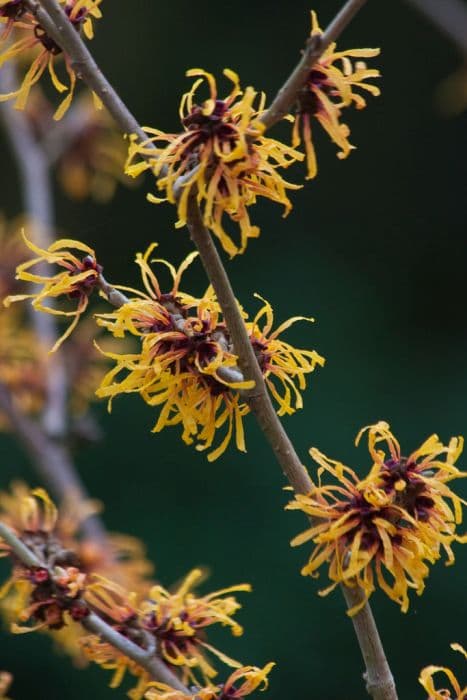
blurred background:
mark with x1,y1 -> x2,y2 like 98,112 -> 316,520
0,0 -> 467,697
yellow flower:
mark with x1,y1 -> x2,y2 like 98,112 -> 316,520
145,663 -> 275,700
97,245 -> 323,461
139,569 -> 251,684
126,69 -> 303,257
357,421 -> 467,561
0,0 -> 102,119
419,644 -> 467,699
287,423 -> 466,615
291,11 -> 380,179
0,483 -> 153,664
246,295 -> 324,416
4,234 -> 102,351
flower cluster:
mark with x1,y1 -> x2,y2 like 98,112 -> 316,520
84,568 -> 251,690
145,664 -> 274,700
0,488 -> 90,632
287,421 -> 466,614
0,0 -> 102,119
96,243 -> 324,460
0,487 -> 271,698
126,69 -> 303,257
0,483 -> 153,664
419,644 -> 466,699
3,234 -> 103,351
291,11 -> 380,179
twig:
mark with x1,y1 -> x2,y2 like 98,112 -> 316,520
260,0 -> 370,130
404,0 -> 467,56
0,521 -> 189,693
25,1 -> 397,697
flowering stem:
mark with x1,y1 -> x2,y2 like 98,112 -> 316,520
185,199 -> 312,492
405,0 -> 467,55
186,200 -> 397,700
260,0 -> 370,130
26,1 -> 396,697
0,521 -> 190,693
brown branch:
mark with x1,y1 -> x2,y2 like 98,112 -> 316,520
24,1 -> 397,697
260,0 -> 370,130
0,521 -> 189,693
404,0 -> 467,56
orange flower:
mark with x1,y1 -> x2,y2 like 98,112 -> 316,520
287,423 -> 466,615
126,69 -> 303,256
97,244 -> 323,460
292,11 -> 380,179
0,0 -> 103,119
419,643 -> 466,699
4,234 -> 102,350
140,569 -> 251,684
145,663 -> 275,700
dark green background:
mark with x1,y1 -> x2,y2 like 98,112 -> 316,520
1,0 -> 466,697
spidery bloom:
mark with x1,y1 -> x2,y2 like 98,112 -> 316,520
419,644 -> 467,699
126,69 -> 303,257
80,577 -> 150,700
0,483 -> 153,664
291,11 -> 380,179
287,422 -> 466,615
0,488 -> 90,632
357,421 -> 467,564
4,234 -> 103,351
140,568 -> 251,684
97,244 -> 323,460
145,663 -> 275,700
0,0 -> 103,119
246,295 -> 324,416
